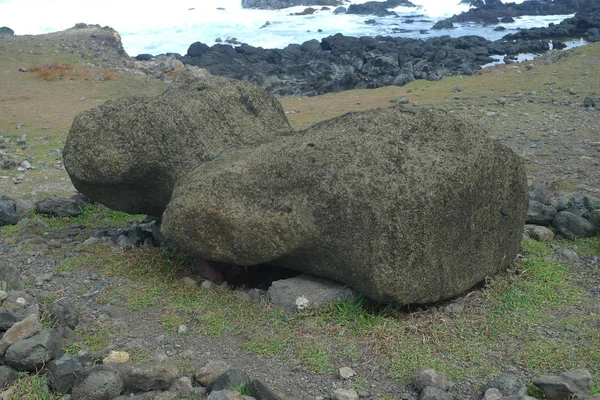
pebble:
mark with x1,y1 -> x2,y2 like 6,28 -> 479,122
0,291 -> 7,301
339,367 -> 356,379
103,350 -> 130,364
178,325 -> 188,334
201,280 -> 214,290
565,324 -> 576,332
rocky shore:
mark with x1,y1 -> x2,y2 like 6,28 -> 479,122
180,34 -> 559,97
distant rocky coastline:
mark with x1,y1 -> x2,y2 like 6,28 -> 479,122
175,0 -> 600,97
179,34 -> 559,97
241,0 -> 342,9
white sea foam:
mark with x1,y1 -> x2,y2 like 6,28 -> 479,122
0,0 -> 574,56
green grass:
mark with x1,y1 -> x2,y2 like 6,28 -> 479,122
8,373 -> 58,400
64,324 -> 113,355
54,235 -> 598,381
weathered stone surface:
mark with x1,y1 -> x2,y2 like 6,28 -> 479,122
121,359 -> 180,392
35,196 -> 83,216
45,297 -> 79,330
553,211 -> 597,239
4,328 -> 63,371
267,274 -> 357,313
561,369 -> 592,393
528,183 -> 551,205
208,367 -> 251,392
525,224 -> 554,241
0,313 -> 41,356
526,200 -> 557,226
14,199 -> 35,217
414,368 -> 450,392
484,373 -> 527,397
47,353 -> 95,394
162,107 -> 527,305
532,374 -> 586,400
0,309 -> 18,331
195,361 -> 230,387
71,365 -> 124,400
168,377 -> 193,398
103,350 -> 130,364
557,193 -> 600,218
0,260 -> 23,291
248,379 -> 284,400
64,67 -> 291,216
0,197 -> 18,226
0,366 -> 18,389
482,388 -> 502,400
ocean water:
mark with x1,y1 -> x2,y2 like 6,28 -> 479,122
0,0 -> 574,56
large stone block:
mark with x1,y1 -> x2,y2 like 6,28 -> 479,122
162,107 -> 527,304
63,67 -> 292,216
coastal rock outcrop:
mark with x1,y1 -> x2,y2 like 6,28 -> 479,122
0,27 -> 14,37
161,106 -> 527,304
242,0 -> 342,9
181,34 -> 554,97
63,67 -> 292,216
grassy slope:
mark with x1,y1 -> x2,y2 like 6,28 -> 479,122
1,35 -> 600,398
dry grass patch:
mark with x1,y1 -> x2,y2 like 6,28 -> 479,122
28,62 -> 75,81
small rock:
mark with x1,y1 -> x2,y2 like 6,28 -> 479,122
248,379 -> 284,400
554,211 -> 597,239
339,366 -> 356,380
331,388 -> 359,400
83,236 -> 102,246
103,350 -> 130,364
121,358 -> 180,392
445,302 -> 462,314
556,248 -> 579,262
0,313 -> 41,356
564,323 -> 576,332
526,64 -> 534,70
0,198 -> 19,227
482,388 -> 502,400
47,353 -> 94,394
583,97 -> 595,107
201,280 -> 214,290
414,368 -> 450,392
0,365 -> 18,390
71,365 -> 124,400
169,376 -> 193,397
178,325 -> 188,334
0,388 -> 15,400
4,328 -> 63,371
0,291 -> 7,301
36,197 -> 82,217
561,369 -> 592,393
398,97 -> 409,104
267,274 -> 356,314
497,97 -> 507,105
484,373 -> 527,396
532,372 -> 588,400
525,225 -> 554,241
46,298 -> 79,329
